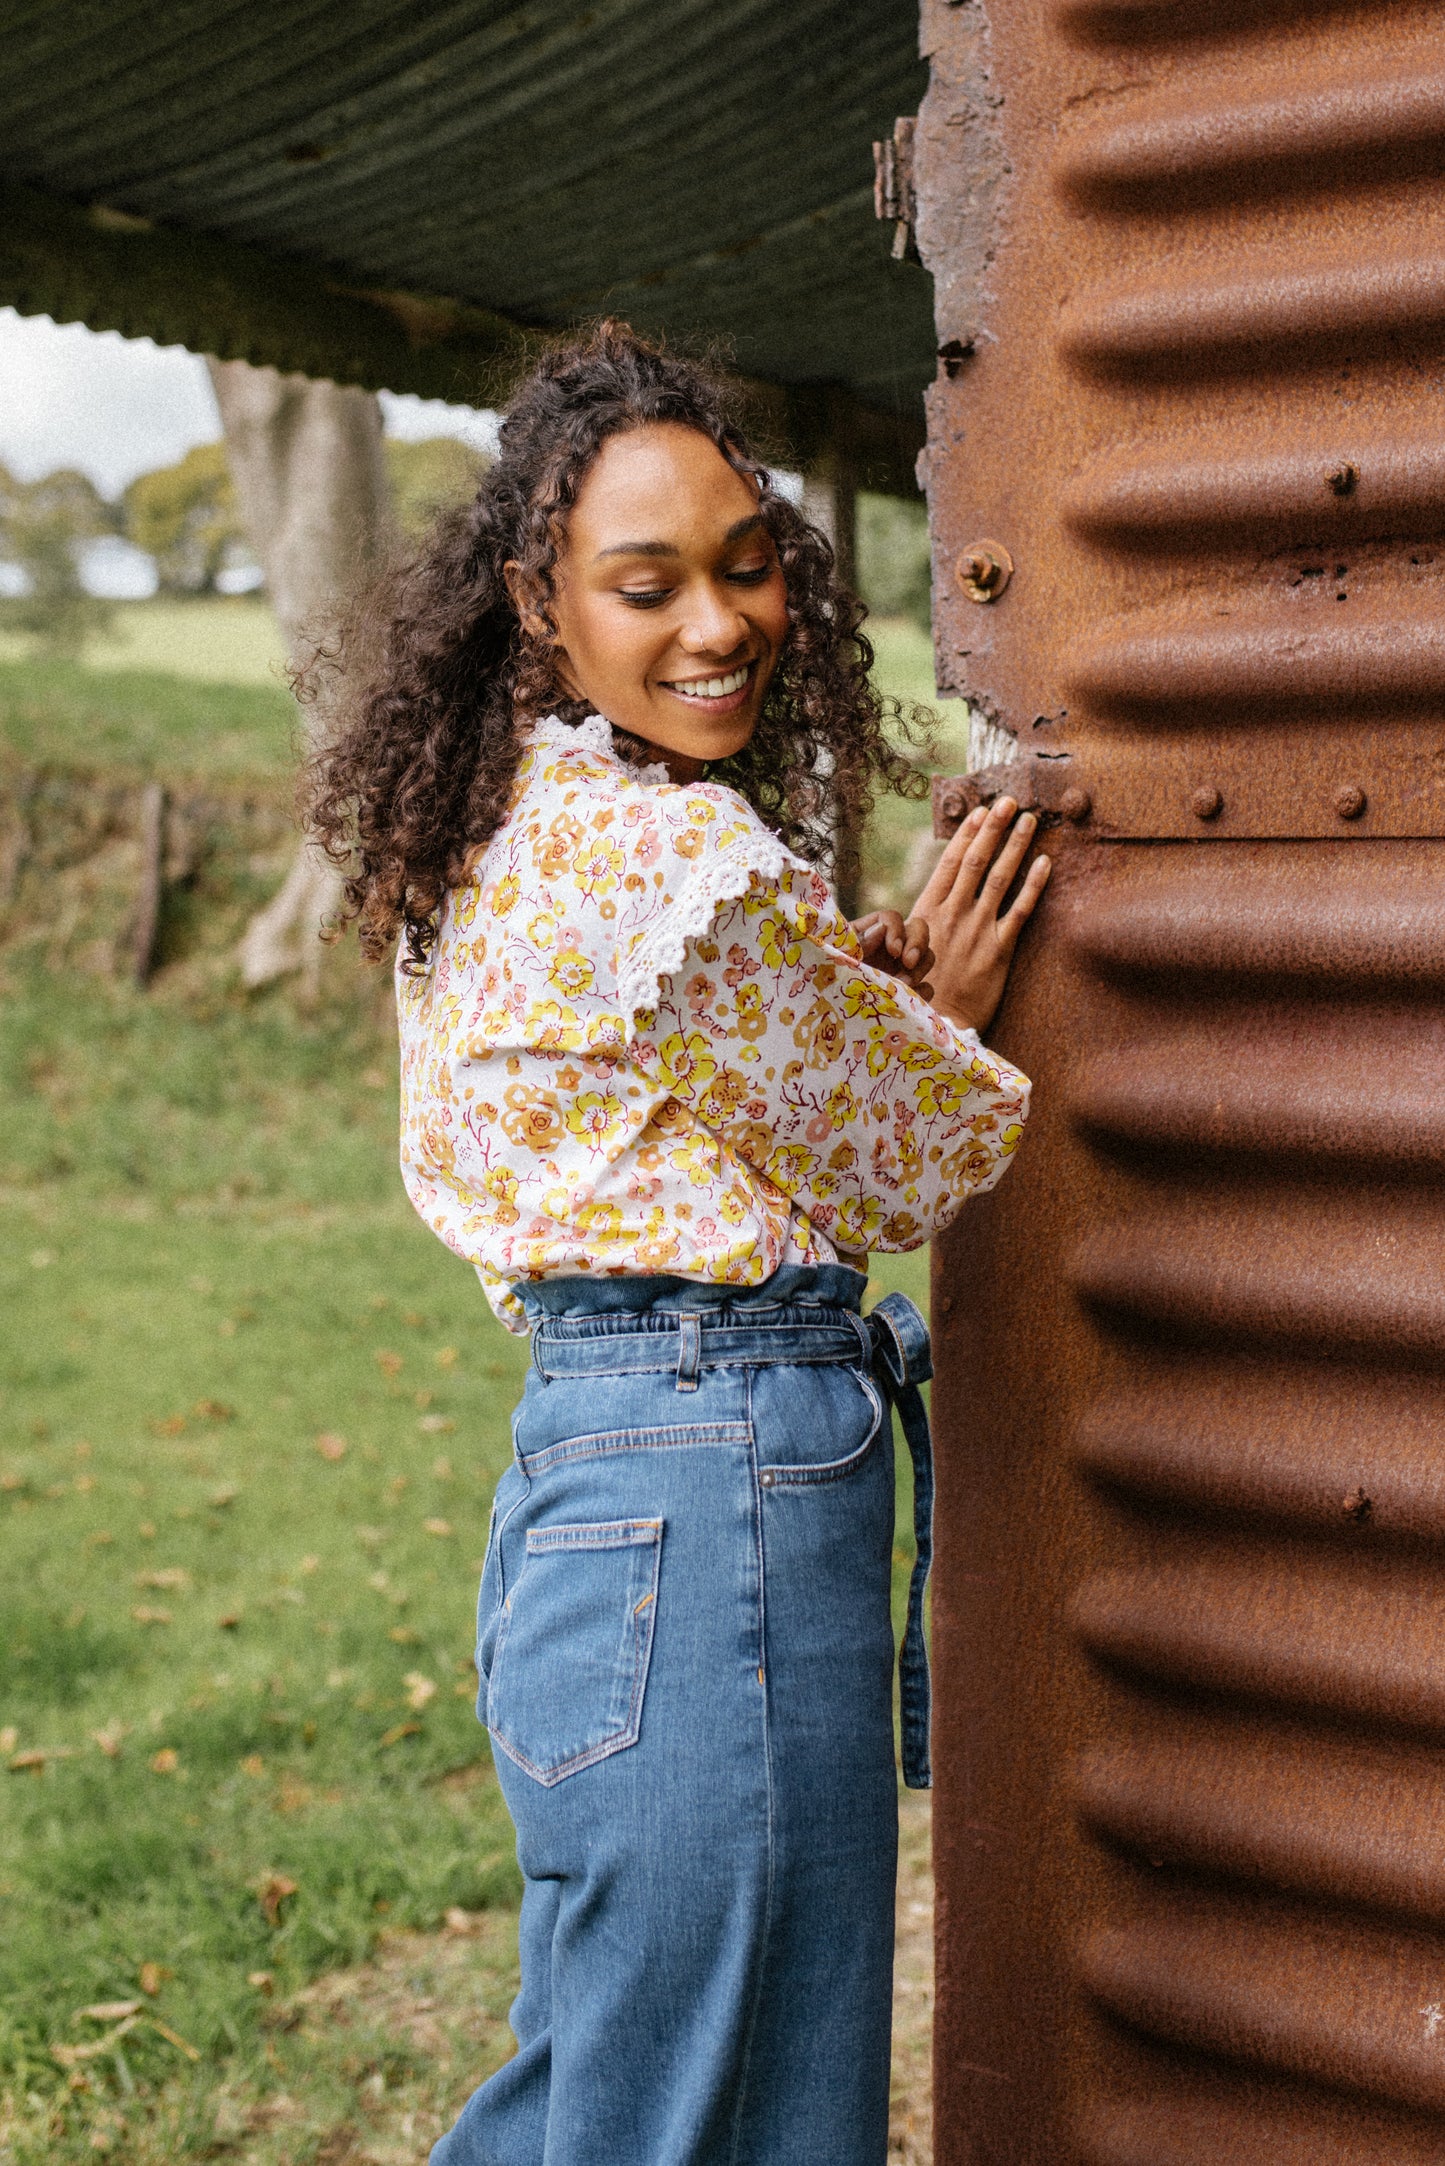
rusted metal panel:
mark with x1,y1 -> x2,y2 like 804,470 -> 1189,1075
915,0 -> 1445,2157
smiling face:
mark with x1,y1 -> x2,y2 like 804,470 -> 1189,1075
516,422 -> 791,782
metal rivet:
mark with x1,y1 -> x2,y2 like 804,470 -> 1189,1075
1334,782 -> 1367,820
1328,462 -> 1359,497
937,784 -> 967,823
759,1471 -> 775,1487
1342,1486 -> 1373,1522
1058,786 -> 1092,823
1190,785 -> 1223,821
956,540 -> 1013,603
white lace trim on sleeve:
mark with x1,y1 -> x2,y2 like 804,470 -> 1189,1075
616,833 -> 794,1032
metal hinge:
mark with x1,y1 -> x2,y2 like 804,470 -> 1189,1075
873,116 -> 919,263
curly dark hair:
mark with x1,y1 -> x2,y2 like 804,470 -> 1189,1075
302,319 -> 930,971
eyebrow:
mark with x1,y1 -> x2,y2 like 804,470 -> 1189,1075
594,512 -> 766,562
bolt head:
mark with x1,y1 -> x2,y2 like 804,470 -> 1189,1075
1334,782 -> 1367,820
1190,785 -> 1223,821
956,539 -> 1013,603
1059,786 -> 1092,823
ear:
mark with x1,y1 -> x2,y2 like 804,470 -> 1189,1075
503,559 -> 551,642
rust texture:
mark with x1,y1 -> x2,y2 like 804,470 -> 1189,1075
914,0 -> 1445,2157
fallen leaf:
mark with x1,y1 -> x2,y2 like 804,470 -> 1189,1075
10,1750 -> 47,1772
432,1456 -> 454,1481
388,1625 -> 419,1645
402,1310 -> 425,1329
355,1525 -> 384,1549
423,1517 -> 453,1538
454,1680 -> 476,1697
138,1521 -> 156,1540
137,1964 -> 169,1997
419,1415 -> 455,1436
247,1971 -> 274,1994
150,1748 -> 179,1774
414,1387 -> 434,1410
85,1530 -> 114,1547
135,1567 -> 191,1592
76,2002 -> 141,2024
0,1471 -> 23,1492
145,2015 -> 199,2059
314,1432 -> 347,1463
435,1346 -> 460,1370
51,2015 -> 138,2066
148,1415 -> 187,1438
257,1873 -> 299,1926
299,1553 -> 320,1574
368,1570 -> 389,1592
240,1754 -> 266,1777
0,1726 -> 16,1754
74,1473 -> 95,1494
208,1482 -> 240,1509
131,1607 -> 172,1626
216,1610 -> 243,1630
403,1672 -> 437,1711
92,1721 -> 126,1758
375,1350 -> 404,1378
193,1400 -> 235,1422
378,1721 -> 422,1749
444,1906 -> 478,1935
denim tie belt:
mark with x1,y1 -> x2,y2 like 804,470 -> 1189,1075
529,1287 -> 935,1790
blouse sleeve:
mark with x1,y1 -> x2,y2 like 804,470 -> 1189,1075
633,863 -> 1031,1254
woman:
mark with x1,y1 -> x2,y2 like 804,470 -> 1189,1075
308,321 -> 1049,2166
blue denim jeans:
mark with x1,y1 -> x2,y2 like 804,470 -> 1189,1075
431,1265 -> 933,2166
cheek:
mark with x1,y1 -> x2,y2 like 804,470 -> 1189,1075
566,601 -> 657,683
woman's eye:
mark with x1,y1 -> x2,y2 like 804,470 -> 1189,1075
618,587 -> 672,609
727,564 -> 772,586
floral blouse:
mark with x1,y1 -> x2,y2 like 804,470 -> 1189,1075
397,713 -> 1031,1332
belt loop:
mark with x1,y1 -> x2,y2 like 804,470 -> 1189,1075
676,1312 -> 702,1392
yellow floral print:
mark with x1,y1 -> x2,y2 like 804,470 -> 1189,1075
397,714 -> 1030,1332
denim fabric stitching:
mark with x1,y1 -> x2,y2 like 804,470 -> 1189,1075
729,1362 -> 775,2165
517,1422 -> 751,1476
755,1369 -> 885,1488
487,1520 -> 663,1787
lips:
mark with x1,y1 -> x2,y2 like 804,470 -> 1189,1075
660,661 -> 755,706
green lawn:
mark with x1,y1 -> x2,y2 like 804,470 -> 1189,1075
0,612 -> 935,2161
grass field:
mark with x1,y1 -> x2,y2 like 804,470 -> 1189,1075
1,604 -> 939,2162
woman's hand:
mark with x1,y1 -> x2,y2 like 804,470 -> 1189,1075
910,797 -> 1051,1035
851,908 -> 934,992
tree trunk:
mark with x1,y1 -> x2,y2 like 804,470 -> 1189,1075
207,359 -> 396,988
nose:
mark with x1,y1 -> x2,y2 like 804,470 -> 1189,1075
676,579 -> 750,659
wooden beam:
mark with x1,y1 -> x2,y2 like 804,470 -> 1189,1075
0,175 -> 925,495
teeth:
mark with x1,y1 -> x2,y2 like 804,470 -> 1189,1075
670,666 -> 749,699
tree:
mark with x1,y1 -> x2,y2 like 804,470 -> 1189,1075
0,461 -> 116,659
123,442 -> 241,596
206,359 -> 398,989
856,491 -> 932,633
386,435 -> 485,541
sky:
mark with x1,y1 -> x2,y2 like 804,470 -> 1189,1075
0,306 -> 500,497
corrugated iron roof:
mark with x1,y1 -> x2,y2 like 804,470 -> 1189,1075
0,0 -> 932,463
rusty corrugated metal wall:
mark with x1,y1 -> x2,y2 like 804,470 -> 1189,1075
915,0 -> 1445,2158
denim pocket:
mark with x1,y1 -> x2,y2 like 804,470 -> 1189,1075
486,1518 -> 663,1786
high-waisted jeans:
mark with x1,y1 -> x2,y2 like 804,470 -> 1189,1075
430,1264 -> 934,2166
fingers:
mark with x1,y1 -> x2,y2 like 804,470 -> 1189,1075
995,852 -> 1052,953
979,811 -> 1038,907
914,804 -> 988,912
900,915 -> 931,972
953,797 -> 1022,905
